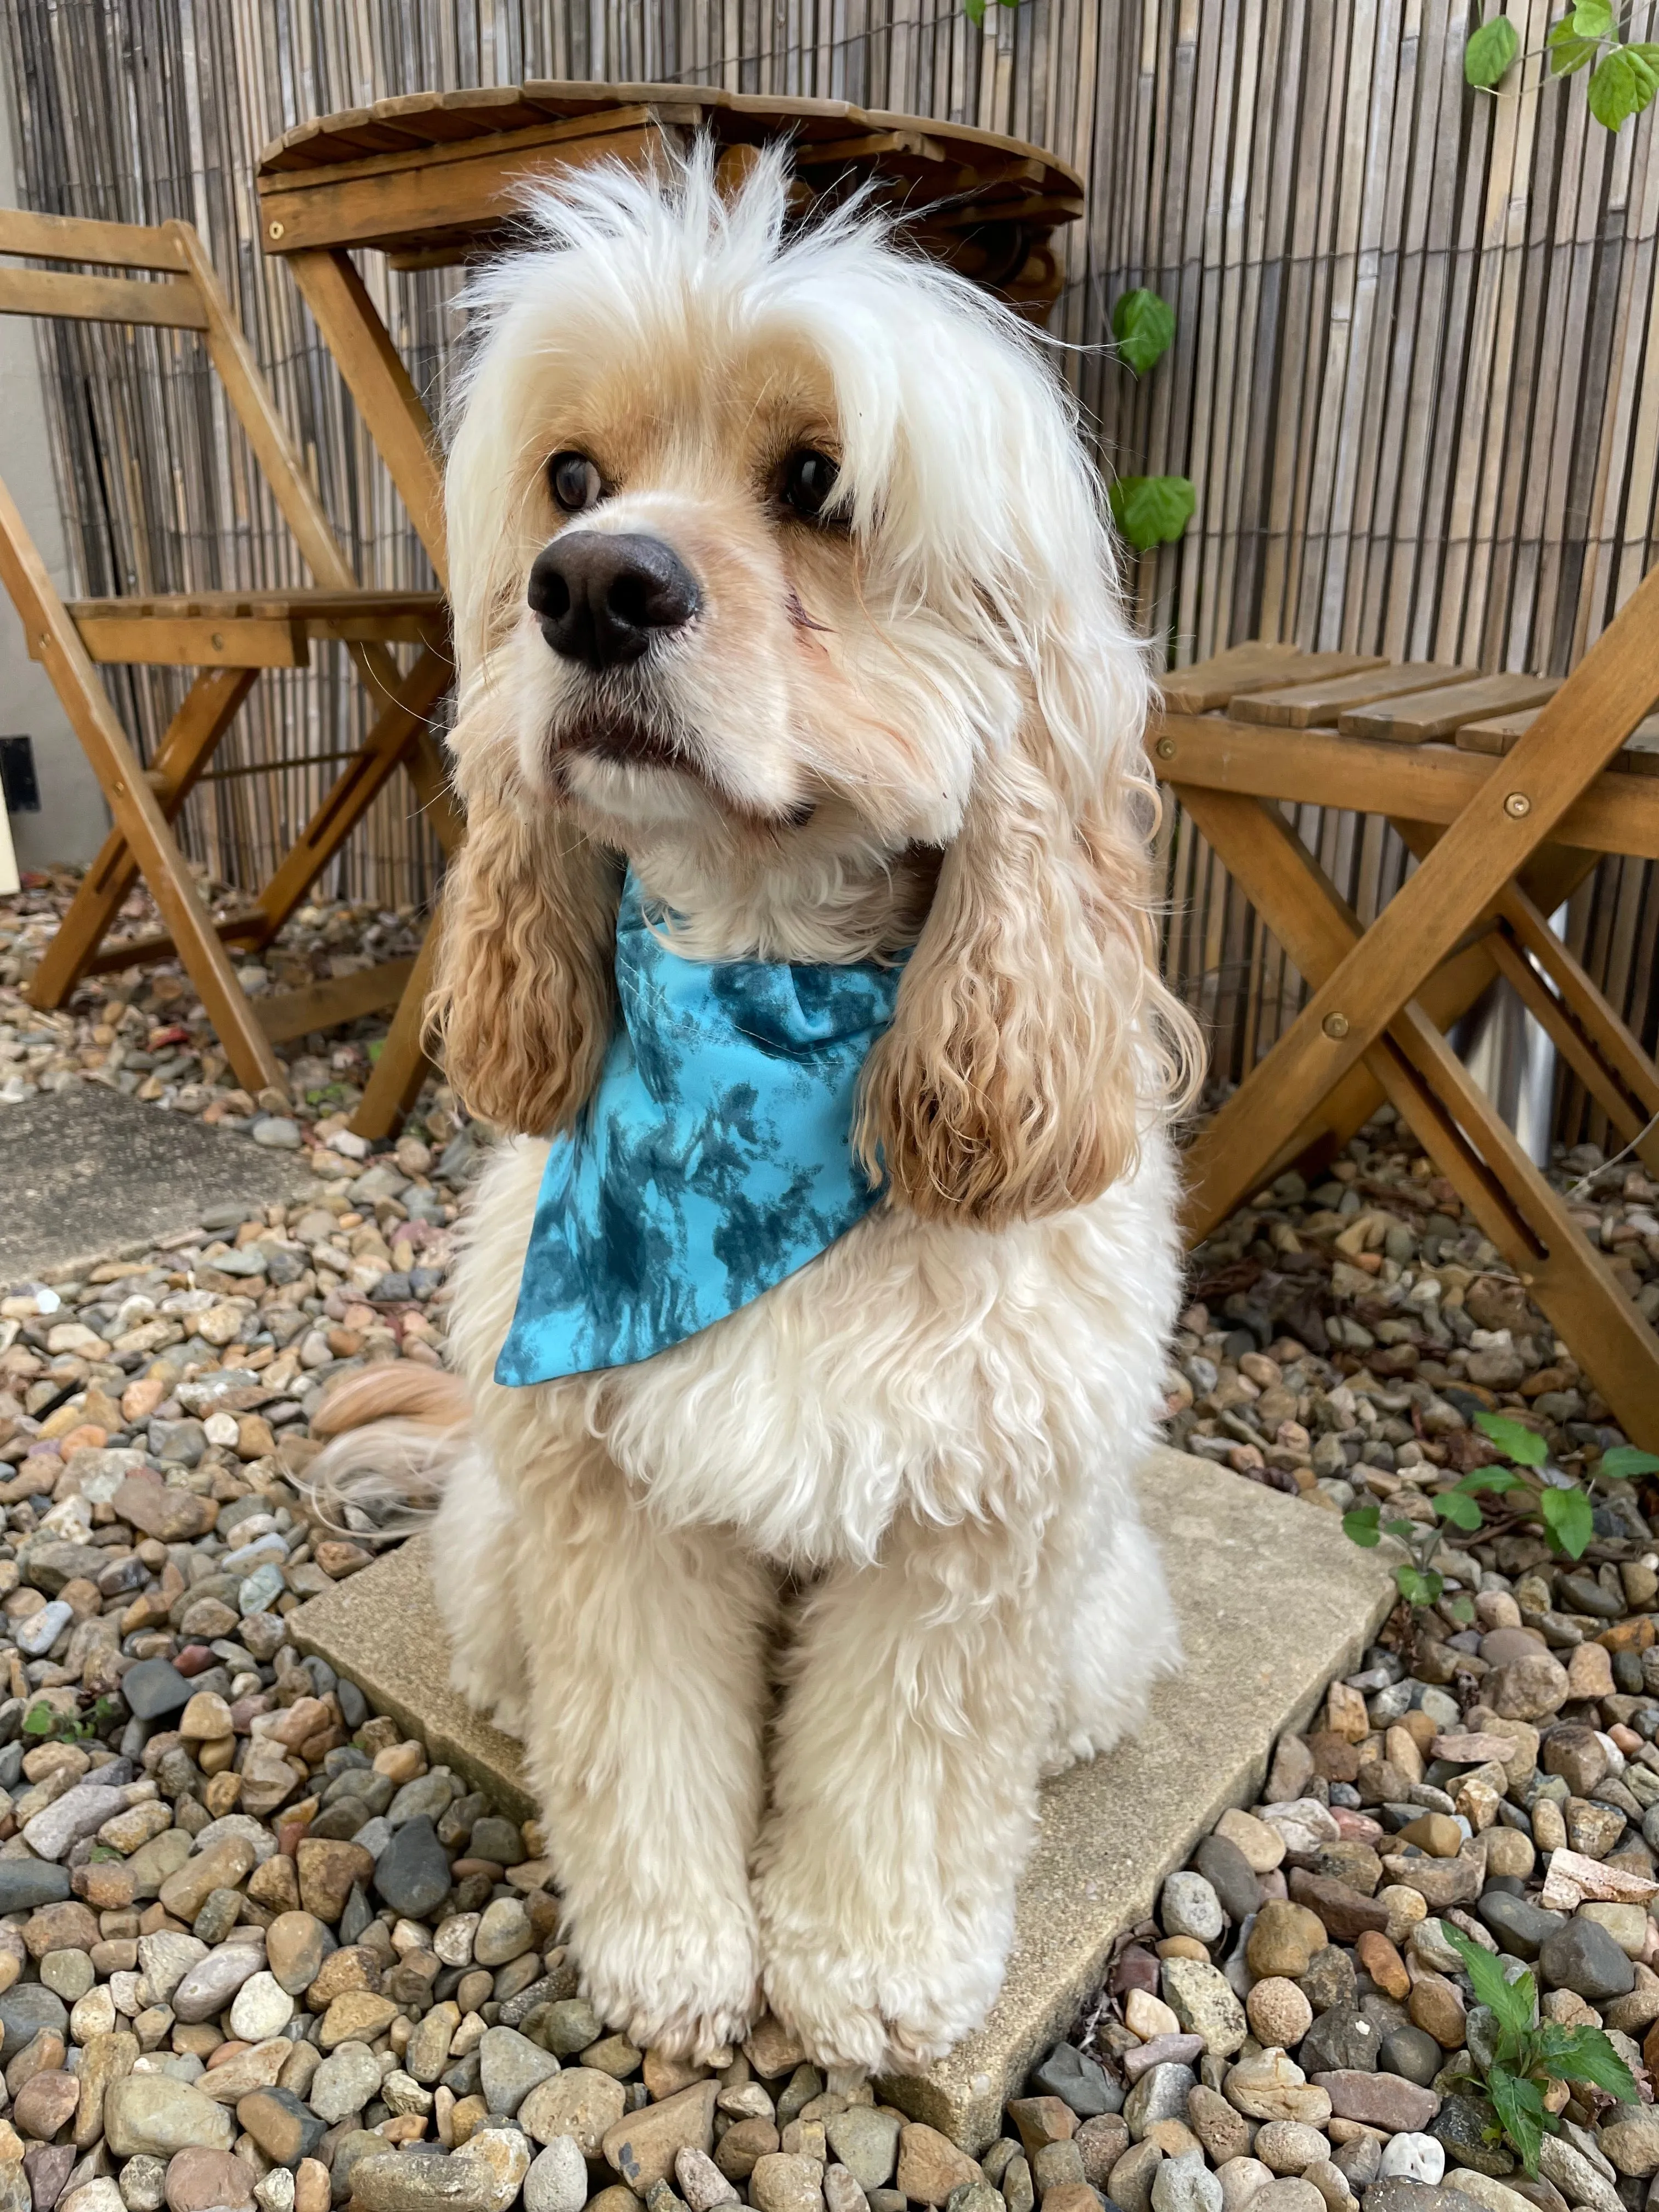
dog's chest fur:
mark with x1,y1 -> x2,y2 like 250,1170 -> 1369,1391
445,1120 -> 1182,1572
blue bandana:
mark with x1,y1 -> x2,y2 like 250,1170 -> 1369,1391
496,872 -> 906,1385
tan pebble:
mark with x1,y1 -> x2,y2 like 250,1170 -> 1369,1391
1108,2141 -> 1164,2212
1482,1828 -> 1534,1881
1567,1644 -> 1616,1699
1156,1937 -> 1210,1962
1396,1814 -> 1462,1858
1246,1979 -> 1312,2050
1246,1902 -> 1327,1980
1215,2159 -> 1274,2212
1254,2122 -> 1329,2176
1215,1809 -> 1285,1874
1186,2088 -> 1249,2168
1144,2120 -> 1201,2159
1353,1932 -> 1409,2000
894,2123 -> 980,2205
1125,1991 -> 1182,2041
1408,1970 -> 1467,2048
371,1742 -> 426,1785
1301,2162 -> 1353,2212
1383,1727 -> 1423,1787
1376,1886 -> 1427,1945
179,1692 -> 234,1742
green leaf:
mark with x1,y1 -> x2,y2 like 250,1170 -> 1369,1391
1600,1444 -> 1659,1480
1588,43 -> 1659,127
1344,1505 -> 1383,1547
1436,1489 -> 1485,1531
1459,1466 -> 1526,1495
1108,475 -> 1197,552
1440,1921 -> 1537,2037
1446,1593 -> 1477,1625
1111,288 -> 1178,375
1475,1409 -> 1549,1466
963,0 -> 987,25
1531,2021 -> 1639,2100
1383,1517 -> 1418,1540
1539,1484 -> 1595,1558
20,1705 -> 53,1737
1488,2063 -> 1548,2175
1572,0 -> 1616,34
1550,23 -> 1602,74
1466,14 -> 1522,86
1397,1564 -> 1444,1607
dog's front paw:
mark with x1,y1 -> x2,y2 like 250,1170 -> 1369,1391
758,1884 -> 1007,2074
574,1888 -> 761,2062
447,1656 -> 526,1740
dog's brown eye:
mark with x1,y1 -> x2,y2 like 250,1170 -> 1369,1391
780,448 -> 841,523
549,451 -> 602,514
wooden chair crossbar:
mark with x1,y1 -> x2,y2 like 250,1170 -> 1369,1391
1151,605 -> 1659,1448
0,206 -> 460,1099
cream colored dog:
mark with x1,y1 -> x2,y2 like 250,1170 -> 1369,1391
316,142 -> 1200,2076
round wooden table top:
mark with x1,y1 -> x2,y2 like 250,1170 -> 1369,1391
256,82 -> 1084,314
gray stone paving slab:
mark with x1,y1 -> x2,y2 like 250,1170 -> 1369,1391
291,1444 -> 1395,2149
0,1086 -> 309,1283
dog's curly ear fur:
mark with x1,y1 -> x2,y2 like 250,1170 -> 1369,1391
856,659 -> 1202,1231
426,740 -> 619,1137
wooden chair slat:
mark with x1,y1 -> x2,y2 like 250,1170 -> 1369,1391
0,267 -> 208,330
1229,661 -> 1477,728
1159,641 -> 1309,713
0,208 -> 189,272
1338,671 -> 1561,743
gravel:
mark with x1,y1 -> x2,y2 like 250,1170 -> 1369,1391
1167,1107 -> 1656,1495
8,872 -> 1659,2212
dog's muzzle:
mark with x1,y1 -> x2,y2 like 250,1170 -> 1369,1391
528,531 -> 701,670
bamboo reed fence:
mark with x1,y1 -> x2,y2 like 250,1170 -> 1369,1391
2,0 -> 1657,1148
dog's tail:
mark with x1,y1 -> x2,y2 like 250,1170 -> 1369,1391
302,1364 -> 471,1541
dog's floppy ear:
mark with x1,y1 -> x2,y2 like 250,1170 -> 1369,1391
855,619 -> 1200,1229
426,712 -> 619,1138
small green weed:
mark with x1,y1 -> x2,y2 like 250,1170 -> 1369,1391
1439,1920 -> 1637,2171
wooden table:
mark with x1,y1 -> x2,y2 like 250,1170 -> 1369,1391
255,84 -> 1082,1134
1150,631 -> 1659,1448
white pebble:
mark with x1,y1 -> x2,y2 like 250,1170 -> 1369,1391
524,2136 -> 588,2212
1153,2153 -> 1224,2212
228,1969 -> 294,2042
1376,2136 -> 1443,2186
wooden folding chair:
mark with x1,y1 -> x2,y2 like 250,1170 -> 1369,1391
1148,591 -> 1659,1449
0,207 -> 461,1100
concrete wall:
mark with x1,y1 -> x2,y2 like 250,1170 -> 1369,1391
0,43 -> 110,873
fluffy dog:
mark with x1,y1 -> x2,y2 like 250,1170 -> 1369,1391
317,141 -> 1201,2075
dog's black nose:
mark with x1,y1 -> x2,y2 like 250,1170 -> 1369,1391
528,532 -> 700,669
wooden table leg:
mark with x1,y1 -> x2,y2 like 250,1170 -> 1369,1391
285,247 -> 448,585
1180,787 -> 1659,1447
348,910 -> 442,1140
1179,560 -> 1659,1237
28,666 -> 256,1009
0,477 -> 286,1099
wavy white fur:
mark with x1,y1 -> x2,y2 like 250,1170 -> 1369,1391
316,139 -> 1199,2076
